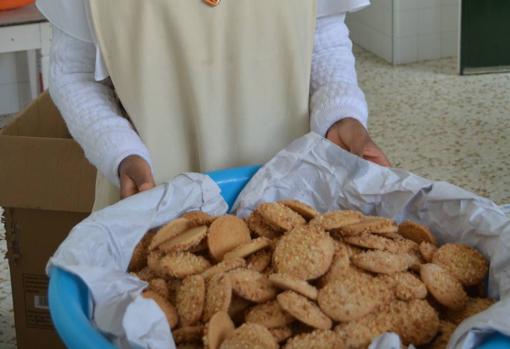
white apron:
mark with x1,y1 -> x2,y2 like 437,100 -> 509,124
88,0 -> 317,209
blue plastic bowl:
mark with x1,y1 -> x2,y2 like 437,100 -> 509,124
48,165 -> 510,348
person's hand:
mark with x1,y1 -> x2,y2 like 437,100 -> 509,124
326,118 -> 391,167
118,155 -> 156,199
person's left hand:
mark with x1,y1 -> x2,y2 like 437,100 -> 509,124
326,117 -> 391,167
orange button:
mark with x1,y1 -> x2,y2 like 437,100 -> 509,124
203,0 -> 220,7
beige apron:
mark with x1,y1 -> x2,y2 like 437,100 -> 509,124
88,0 -> 317,210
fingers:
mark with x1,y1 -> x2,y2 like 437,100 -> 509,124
120,175 -> 138,199
363,144 -> 392,167
119,155 -> 156,199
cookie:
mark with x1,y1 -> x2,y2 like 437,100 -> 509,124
419,241 -> 438,262
150,218 -> 191,250
201,258 -> 246,280
147,250 -> 166,277
149,278 -> 170,299
427,321 -> 456,349
397,220 -> 437,245
344,233 -> 403,253
160,252 -> 211,278
273,225 -> 335,280
443,297 -> 495,325
245,300 -> 295,328
317,244 -> 363,288
283,329 -> 342,349
351,250 -> 414,274
208,215 -> 251,261
432,243 -> 489,286
167,278 -> 182,305
269,326 -> 293,344
277,291 -> 332,330
142,290 -> 179,328
257,202 -> 307,232
278,199 -> 320,220
176,275 -> 206,326
246,211 -> 280,239
339,217 -> 398,237
420,263 -> 468,310
309,210 -> 363,232
334,311 -> 390,349
388,299 -> 439,346
182,211 -> 217,227
229,268 -> 277,303
246,249 -> 272,272
203,273 -> 233,322
223,237 -> 271,260
173,325 -> 204,344
219,323 -> 278,349
269,273 -> 318,300
135,266 -> 156,282
317,275 -> 391,322
177,343 -> 202,349
204,311 -> 235,349
128,230 -> 155,272
159,226 -> 208,253
381,272 -> 427,301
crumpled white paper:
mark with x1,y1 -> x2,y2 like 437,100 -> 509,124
233,132 -> 510,349
48,132 -> 510,349
47,173 -> 228,349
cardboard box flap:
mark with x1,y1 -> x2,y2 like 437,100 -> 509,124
1,92 -> 70,139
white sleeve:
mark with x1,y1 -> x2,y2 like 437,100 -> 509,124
49,27 -> 152,187
310,14 -> 369,136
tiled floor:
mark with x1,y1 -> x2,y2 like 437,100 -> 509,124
1,47 -> 510,348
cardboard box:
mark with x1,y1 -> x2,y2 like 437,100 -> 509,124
0,92 -> 97,349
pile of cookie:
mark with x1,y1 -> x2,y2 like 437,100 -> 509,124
128,200 -> 494,349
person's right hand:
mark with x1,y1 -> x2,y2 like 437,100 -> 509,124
118,155 -> 156,199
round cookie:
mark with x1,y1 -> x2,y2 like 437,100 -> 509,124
419,241 -> 438,262
317,275 -> 391,322
142,290 -> 179,328
278,199 -> 320,220
128,230 -> 155,272
443,297 -> 495,325
344,233 -> 403,253
201,258 -> 246,280
159,225 -> 208,253
223,237 -> 271,260
149,278 -> 169,299
245,300 -> 295,328
388,299 -> 439,346
150,218 -> 190,250
160,252 -> 211,278
176,274 -> 206,325
432,243 -> 489,286
173,325 -> 203,344
257,202 -> 307,232
283,329 -> 342,349
277,291 -> 332,330
269,273 -> 318,300
208,215 -> 251,261
135,266 -> 156,282
219,323 -> 278,349
309,210 -> 363,232
382,272 -> 427,301
420,263 -> 468,310
269,326 -> 293,344
351,250 -> 413,274
397,220 -> 437,245
273,225 -> 335,280
427,321 -> 456,349
339,217 -> 398,237
246,249 -> 272,273
204,311 -> 235,349
228,268 -> 277,303
203,273 -> 233,322
334,311 -> 390,349
246,211 -> 280,239
182,210 -> 217,227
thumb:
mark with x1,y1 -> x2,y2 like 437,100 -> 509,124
131,167 -> 155,192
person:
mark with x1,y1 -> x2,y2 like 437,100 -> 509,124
37,0 -> 390,210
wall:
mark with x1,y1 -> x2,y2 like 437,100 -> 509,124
0,52 -> 32,115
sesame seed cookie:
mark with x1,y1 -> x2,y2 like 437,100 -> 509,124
427,321 -> 456,349
147,250 -> 166,277
142,290 -> 179,328
223,237 -> 271,260
149,278 -> 170,300
208,215 -> 251,261
159,226 -> 208,253
443,297 -> 495,325
269,326 -> 293,343
173,325 -> 204,344
351,250 -> 414,274
204,311 -> 235,349
334,311 -> 390,349
397,220 -> 437,245
389,299 -> 440,346
432,243 -> 489,286
182,211 -> 217,227
128,230 -> 155,272
283,329 -> 343,349
339,217 -> 398,237
317,275 -> 391,322
273,225 -> 335,280
177,275 -> 206,326
277,291 -> 332,330
419,241 -> 438,262
246,211 -> 281,239
135,266 -> 156,282
160,252 -> 211,279
380,272 -> 427,301
420,263 -> 468,310
269,273 -> 318,300
278,199 -> 320,221
344,233 -> 403,253
246,249 -> 272,273
219,323 -> 278,349
203,273 -> 233,322
245,300 -> 295,328
150,218 -> 191,250
228,268 -> 277,303
309,210 -> 364,232
167,278 -> 182,305
201,258 -> 246,280
257,202 -> 307,232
